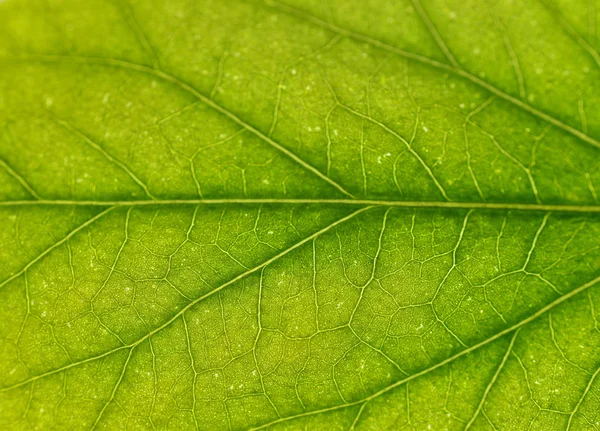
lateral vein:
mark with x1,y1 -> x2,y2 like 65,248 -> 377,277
0,207 -> 116,290
3,54 -> 355,199
0,206 -> 371,392
248,273 -> 600,430
264,0 -> 600,151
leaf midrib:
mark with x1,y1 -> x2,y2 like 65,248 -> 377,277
2,198 -> 600,213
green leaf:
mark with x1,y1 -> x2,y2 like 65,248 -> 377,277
1,0 -> 600,429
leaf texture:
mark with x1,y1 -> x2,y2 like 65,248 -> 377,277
1,0 -> 600,430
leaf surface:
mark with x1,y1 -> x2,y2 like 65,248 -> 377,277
1,0 -> 600,430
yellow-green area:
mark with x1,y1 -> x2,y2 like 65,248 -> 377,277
1,0 -> 600,429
